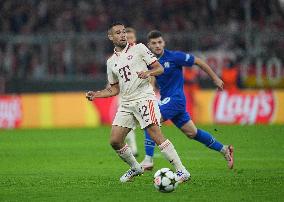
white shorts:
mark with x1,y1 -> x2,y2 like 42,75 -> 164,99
113,99 -> 161,129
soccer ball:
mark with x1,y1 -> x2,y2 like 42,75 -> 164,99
153,168 -> 179,193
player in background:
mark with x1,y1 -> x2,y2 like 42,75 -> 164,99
86,23 -> 190,183
141,30 -> 234,170
125,27 -> 137,44
124,27 -> 138,157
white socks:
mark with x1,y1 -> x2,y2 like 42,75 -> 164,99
220,145 -> 227,155
118,139 -> 185,171
125,130 -> 138,155
117,144 -> 140,169
158,139 -> 185,171
144,155 -> 153,162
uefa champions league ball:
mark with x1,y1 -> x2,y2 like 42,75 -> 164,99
153,168 -> 179,193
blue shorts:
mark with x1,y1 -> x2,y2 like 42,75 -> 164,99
159,97 -> 191,128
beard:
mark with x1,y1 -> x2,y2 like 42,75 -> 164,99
115,40 -> 127,49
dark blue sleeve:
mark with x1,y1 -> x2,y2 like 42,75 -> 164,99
173,51 -> 195,67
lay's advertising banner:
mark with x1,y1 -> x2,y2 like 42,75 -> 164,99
194,90 -> 284,124
0,90 -> 283,129
212,91 -> 276,124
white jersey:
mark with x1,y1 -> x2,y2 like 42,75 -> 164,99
107,43 -> 157,104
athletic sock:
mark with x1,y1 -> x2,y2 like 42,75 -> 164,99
116,144 -> 140,169
194,129 -> 223,152
220,145 -> 228,155
144,155 -> 153,162
125,130 -> 138,155
158,139 -> 185,171
144,130 -> 155,157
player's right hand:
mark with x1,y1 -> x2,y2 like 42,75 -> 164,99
137,71 -> 150,79
213,78 -> 224,91
86,91 -> 95,101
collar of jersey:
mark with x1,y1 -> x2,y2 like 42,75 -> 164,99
114,43 -> 130,56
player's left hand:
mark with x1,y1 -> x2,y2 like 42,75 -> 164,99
137,71 -> 150,79
213,78 -> 224,91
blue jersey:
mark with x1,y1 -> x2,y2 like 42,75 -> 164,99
154,49 -> 195,128
156,49 -> 195,101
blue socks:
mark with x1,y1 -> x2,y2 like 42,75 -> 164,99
144,130 -> 155,157
194,129 -> 223,152
143,128 -> 223,158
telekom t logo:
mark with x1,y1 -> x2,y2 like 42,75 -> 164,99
119,65 -> 131,82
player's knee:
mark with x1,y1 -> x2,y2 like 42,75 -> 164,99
145,125 -> 157,136
182,128 -> 197,139
186,130 -> 197,139
110,138 -> 122,150
181,122 -> 198,139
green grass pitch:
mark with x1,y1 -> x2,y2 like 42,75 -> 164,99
0,125 -> 284,201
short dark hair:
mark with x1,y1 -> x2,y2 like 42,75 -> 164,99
147,30 -> 162,41
108,22 -> 125,34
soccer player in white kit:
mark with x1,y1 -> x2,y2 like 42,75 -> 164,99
104,27 -> 139,157
86,22 -> 190,183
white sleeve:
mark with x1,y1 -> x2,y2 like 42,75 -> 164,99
107,61 -> 118,85
137,43 -> 157,65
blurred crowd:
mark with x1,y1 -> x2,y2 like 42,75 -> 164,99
1,0 -> 283,34
0,0 -> 283,80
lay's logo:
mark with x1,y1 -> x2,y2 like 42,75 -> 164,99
213,91 -> 275,124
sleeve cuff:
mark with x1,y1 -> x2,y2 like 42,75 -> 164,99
148,60 -> 157,66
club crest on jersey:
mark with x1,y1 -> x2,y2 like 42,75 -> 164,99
164,62 -> 170,68
127,55 -> 133,60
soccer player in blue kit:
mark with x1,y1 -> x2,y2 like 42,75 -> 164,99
140,30 -> 234,171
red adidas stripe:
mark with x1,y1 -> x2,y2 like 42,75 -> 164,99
148,100 -> 157,125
